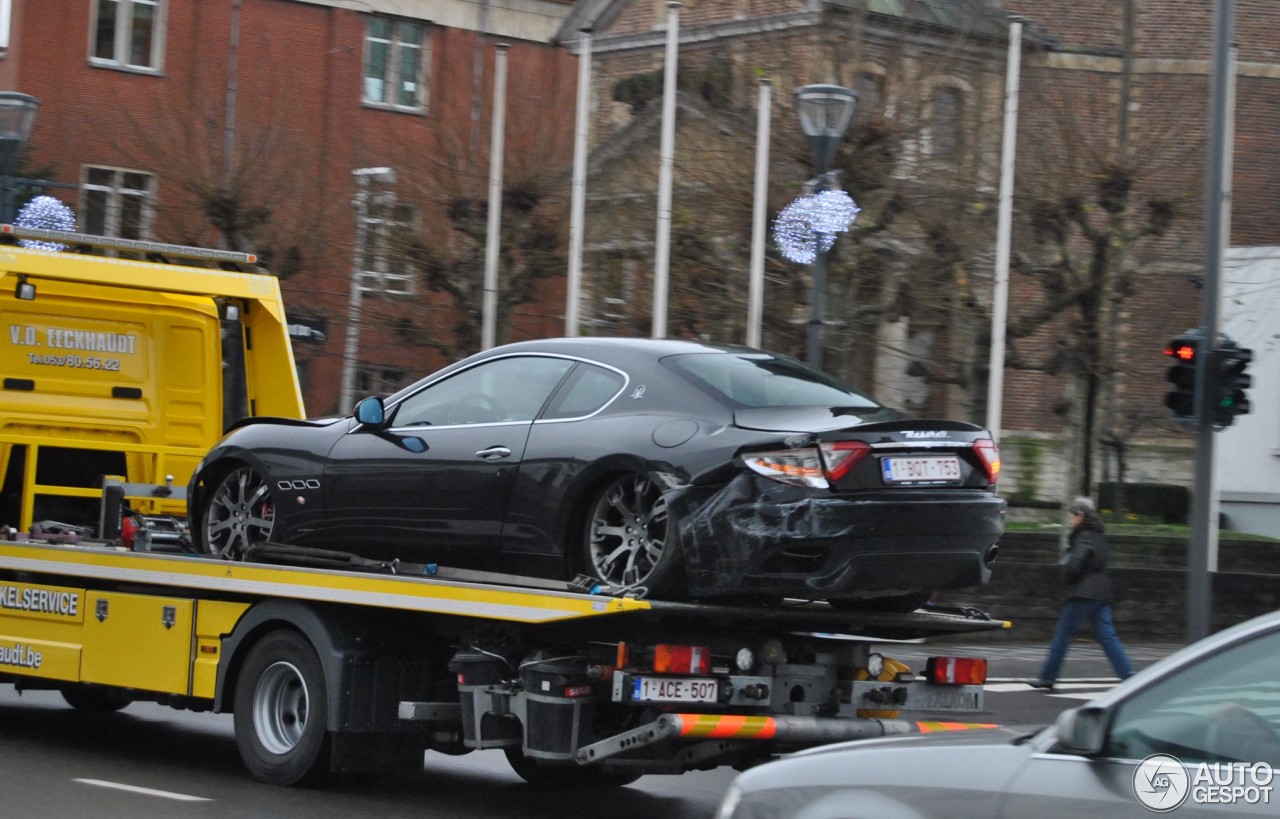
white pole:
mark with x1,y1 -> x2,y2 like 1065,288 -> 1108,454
985,19 -> 1022,442
566,30 -> 592,337
339,166 -> 396,414
339,182 -> 368,415
482,44 -> 509,350
747,78 -> 772,349
652,1 -> 681,339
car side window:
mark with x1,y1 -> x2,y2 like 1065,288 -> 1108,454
1103,630 -> 1280,766
541,364 -> 625,420
390,356 -> 574,427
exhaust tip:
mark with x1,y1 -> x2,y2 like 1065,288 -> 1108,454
984,544 -> 999,564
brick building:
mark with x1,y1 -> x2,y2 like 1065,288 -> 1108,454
0,0 -> 578,414
555,0 -> 1280,508
3,0 -> 1278,510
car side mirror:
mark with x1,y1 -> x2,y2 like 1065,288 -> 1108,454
354,396 -> 387,428
1055,706 -> 1108,755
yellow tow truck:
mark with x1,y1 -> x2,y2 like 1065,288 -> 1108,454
0,223 -> 302,536
0,226 -> 1006,788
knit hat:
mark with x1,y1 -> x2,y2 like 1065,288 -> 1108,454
1067,496 -> 1096,516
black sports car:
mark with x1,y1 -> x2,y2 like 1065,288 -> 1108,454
187,338 -> 1005,607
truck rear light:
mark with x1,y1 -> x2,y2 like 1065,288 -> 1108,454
926,656 -> 988,685
972,439 -> 1000,485
653,644 -> 711,675
742,441 -> 871,488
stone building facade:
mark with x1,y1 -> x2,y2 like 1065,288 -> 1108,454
557,0 -> 1280,510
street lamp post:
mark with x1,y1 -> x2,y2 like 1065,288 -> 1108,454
339,166 -> 397,414
794,84 -> 857,368
0,92 -> 40,224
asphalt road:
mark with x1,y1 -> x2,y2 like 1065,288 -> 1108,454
0,640 -> 1182,818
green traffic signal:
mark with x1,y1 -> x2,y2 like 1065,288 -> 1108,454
1208,342 -> 1252,427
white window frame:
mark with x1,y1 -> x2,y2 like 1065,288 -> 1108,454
89,0 -> 165,72
356,194 -> 416,296
362,16 -> 428,112
80,165 -> 156,240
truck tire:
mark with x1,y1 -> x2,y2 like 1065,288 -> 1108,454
582,473 -> 683,598
233,630 -> 330,786
503,747 -> 641,788
202,466 -> 277,559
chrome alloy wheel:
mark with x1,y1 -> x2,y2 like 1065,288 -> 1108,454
586,474 -> 670,588
204,467 -> 275,559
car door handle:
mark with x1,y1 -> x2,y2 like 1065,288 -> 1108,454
476,446 -> 512,461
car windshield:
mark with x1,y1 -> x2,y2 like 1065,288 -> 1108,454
1104,629 -> 1280,766
664,352 -> 881,410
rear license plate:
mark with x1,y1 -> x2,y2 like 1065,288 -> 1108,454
631,676 -> 719,704
881,455 -> 962,485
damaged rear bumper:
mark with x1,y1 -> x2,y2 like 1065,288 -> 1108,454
671,475 -> 1006,601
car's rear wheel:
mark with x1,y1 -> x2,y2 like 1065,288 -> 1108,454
582,474 -> 682,597
202,466 -> 276,559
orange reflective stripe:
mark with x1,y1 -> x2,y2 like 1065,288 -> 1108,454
675,714 -> 778,739
914,721 -> 999,733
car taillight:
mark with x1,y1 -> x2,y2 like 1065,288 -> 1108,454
925,656 -> 988,685
819,441 -> 871,482
973,439 -> 1000,485
653,644 -> 711,674
742,441 -> 870,488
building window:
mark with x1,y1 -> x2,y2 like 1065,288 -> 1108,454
855,72 -> 884,122
363,17 -> 428,110
357,197 -> 416,296
357,365 -> 412,397
91,0 -> 163,71
927,86 -> 964,162
81,166 -> 155,239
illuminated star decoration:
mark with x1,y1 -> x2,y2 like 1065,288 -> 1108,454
15,195 -> 76,251
773,190 -> 861,265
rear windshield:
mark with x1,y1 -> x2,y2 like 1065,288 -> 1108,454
663,352 -> 881,410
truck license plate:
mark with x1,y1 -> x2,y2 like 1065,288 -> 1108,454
881,455 -> 962,485
631,676 -> 719,704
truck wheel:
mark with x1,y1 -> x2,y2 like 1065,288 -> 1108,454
503,748 -> 641,788
233,631 -> 330,786
582,474 -> 682,598
203,466 -> 276,559
60,684 -> 130,712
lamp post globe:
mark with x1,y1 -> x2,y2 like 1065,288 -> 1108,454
0,92 -> 40,223
794,84 -> 857,176
793,84 -> 856,367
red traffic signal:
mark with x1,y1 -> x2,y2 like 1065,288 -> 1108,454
1163,331 -> 1202,421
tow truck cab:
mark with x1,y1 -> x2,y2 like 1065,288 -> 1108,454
0,225 -> 302,533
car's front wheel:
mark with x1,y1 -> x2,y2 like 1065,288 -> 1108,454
582,473 -> 682,598
202,466 -> 276,559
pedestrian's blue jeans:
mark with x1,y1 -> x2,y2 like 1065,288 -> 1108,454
1038,598 -> 1133,683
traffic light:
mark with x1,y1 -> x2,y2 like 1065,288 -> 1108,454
1163,331 -> 1200,421
1208,342 -> 1252,427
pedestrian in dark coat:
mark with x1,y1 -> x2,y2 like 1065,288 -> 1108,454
1030,496 -> 1133,690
